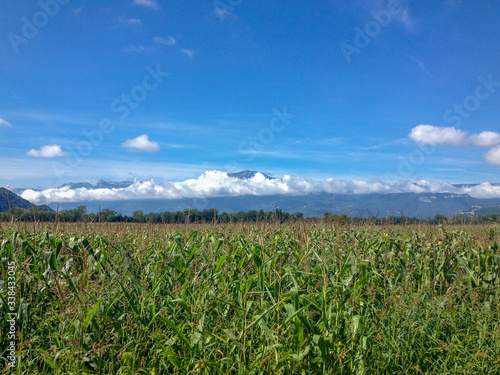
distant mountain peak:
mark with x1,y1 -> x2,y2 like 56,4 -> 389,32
95,180 -> 134,189
227,171 -> 274,180
58,182 -> 93,189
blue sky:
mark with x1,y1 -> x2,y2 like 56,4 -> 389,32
1,0 -> 500,191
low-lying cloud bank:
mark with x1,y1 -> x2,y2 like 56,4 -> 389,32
20,170 -> 500,205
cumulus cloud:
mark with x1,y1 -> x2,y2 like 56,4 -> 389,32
409,125 -> 500,167
132,0 -> 159,9
18,170 -> 500,205
484,147 -> 500,166
27,145 -> 68,158
469,131 -> 500,148
0,118 -> 12,127
122,134 -> 160,152
409,125 -> 467,146
154,36 -> 176,46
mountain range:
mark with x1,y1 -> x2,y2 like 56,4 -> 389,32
7,172 -> 500,218
55,171 -> 274,190
37,192 -> 500,218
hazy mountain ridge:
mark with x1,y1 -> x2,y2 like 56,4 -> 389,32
461,204 -> 500,217
11,172 -> 500,218
45,192 -> 500,218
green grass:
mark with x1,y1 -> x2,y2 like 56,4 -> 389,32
1,222 -> 500,374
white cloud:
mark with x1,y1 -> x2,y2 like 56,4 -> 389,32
460,181 -> 500,199
124,37 -> 176,53
409,125 -> 500,167
154,36 -> 176,46
214,8 -> 237,20
115,16 -> 142,27
27,145 -> 68,158
469,131 -> 500,148
0,118 -> 12,127
396,179 -> 457,194
180,48 -> 195,58
396,7 -> 415,31
409,125 -> 467,146
132,0 -> 159,9
484,147 -> 500,166
18,170 -> 500,205
121,134 -> 160,152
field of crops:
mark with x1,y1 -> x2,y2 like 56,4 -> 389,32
1,222 -> 500,374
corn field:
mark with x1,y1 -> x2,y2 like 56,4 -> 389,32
1,223 -> 500,374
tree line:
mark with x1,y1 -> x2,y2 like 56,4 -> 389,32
323,212 -> 500,225
0,206 -> 303,224
0,206 -> 499,225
